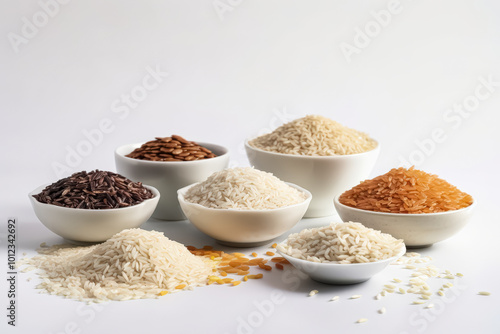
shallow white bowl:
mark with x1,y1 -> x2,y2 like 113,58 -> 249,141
245,139 -> 380,218
177,182 -> 312,247
334,196 -> 476,248
29,184 -> 160,243
277,244 -> 406,284
115,141 -> 229,220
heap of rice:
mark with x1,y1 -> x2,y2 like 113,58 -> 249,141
339,167 -> 473,213
17,229 -> 214,302
278,222 -> 404,264
184,167 -> 307,210
248,115 -> 377,156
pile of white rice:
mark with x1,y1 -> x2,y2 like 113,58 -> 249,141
184,167 -> 307,210
17,229 -> 214,302
278,222 -> 404,264
249,115 -> 377,155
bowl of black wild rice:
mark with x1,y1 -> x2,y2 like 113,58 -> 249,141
29,170 -> 160,242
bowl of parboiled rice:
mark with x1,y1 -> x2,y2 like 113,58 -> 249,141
277,222 -> 406,284
245,115 -> 379,218
177,167 -> 312,247
334,167 -> 475,248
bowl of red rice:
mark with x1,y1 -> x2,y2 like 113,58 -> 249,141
334,167 -> 475,248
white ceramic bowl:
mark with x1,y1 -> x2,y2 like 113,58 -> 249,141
115,142 -> 229,220
277,244 -> 406,284
177,182 -> 312,247
29,184 -> 160,243
245,140 -> 380,218
334,196 -> 476,248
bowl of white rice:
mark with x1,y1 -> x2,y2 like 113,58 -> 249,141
277,222 -> 406,284
245,115 -> 379,218
177,167 -> 312,247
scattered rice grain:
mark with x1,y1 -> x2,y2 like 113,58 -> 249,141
309,290 -> 319,297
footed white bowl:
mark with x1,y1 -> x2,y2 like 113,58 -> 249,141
245,140 -> 380,218
334,196 -> 476,248
115,141 -> 229,220
29,184 -> 160,243
277,244 -> 406,284
177,182 -> 312,247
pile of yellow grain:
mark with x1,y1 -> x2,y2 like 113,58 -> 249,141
157,243 -> 290,295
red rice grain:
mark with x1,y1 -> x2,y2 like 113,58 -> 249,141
339,167 -> 472,214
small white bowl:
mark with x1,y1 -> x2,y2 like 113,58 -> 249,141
334,196 -> 476,248
115,141 -> 229,220
29,184 -> 160,243
177,182 -> 312,247
277,244 -> 406,284
245,139 -> 380,218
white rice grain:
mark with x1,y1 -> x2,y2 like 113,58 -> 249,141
16,229 -> 214,303
184,167 -> 307,210
309,290 -> 319,297
278,222 -> 404,264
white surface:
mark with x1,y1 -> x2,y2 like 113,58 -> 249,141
1,0 -> 500,333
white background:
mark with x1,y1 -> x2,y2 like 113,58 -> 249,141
1,0 -> 500,333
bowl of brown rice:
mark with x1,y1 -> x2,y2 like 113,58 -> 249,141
334,167 -> 475,247
115,136 -> 229,220
245,115 -> 379,218
177,167 -> 312,247
277,222 -> 406,284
